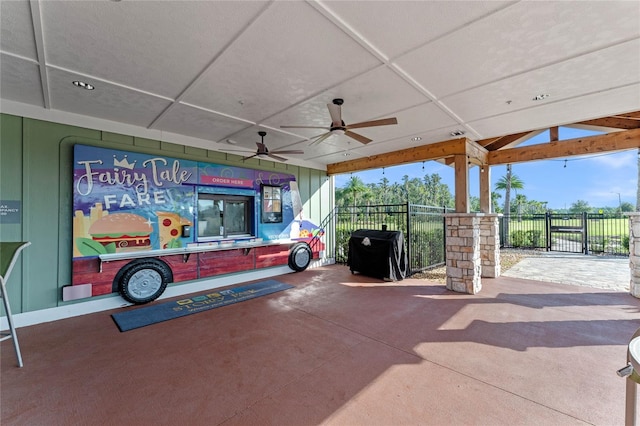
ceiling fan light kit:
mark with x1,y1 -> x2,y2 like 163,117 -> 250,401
281,98 -> 398,146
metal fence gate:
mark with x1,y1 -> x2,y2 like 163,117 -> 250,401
499,212 -> 630,256
547,213 -> 585,253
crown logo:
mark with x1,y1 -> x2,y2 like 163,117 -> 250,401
113,155 -> 136,170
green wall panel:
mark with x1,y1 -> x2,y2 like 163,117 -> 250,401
0,113 -> 329,315
0,115 -> 24,315
22,119 -> 98,312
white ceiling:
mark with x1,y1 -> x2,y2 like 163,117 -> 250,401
1,0 -> 639,171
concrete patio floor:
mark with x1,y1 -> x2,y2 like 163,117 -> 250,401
1,264 -> 639,425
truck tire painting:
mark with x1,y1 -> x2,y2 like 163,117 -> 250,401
115,258 -> 173,304
288,243 -> 312,272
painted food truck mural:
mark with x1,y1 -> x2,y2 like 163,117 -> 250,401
71,144 -> 324,304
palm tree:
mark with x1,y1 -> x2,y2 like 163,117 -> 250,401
495,164 -> 525,241
495,165 -> 525,216
491,191 -> 502,213
379,177 -> 389,204
514,194 -> 527,221
343,176 -> 367,206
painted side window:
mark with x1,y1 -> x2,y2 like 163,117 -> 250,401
197,195 -> 251,239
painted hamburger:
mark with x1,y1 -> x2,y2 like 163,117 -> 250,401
88,213 -> 152,251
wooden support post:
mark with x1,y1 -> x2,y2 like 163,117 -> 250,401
479,165 -> 491,213
454,154 -> 469,213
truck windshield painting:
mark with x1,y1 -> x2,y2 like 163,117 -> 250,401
70,144 -> 324,302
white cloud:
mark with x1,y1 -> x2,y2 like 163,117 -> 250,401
587,150 -> 637,169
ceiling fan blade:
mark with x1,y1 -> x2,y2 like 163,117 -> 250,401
242,153 -> 259,161
309,132 -> 333,146
267,153 -> 288,162
280,125 -> 331,130
344,130 -> 372,145
327,102 -> 342,127
272,149 -> 304,155
347,117 -> 398,129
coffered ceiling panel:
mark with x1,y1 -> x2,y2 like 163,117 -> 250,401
469,83 -> 640,137
395,1 -> 640,99
262,65 -> 428,133
0,0 -> 36,60
442,38 -> 640,123
40,1 -> 268,99
0,0 -> 637,171
153,103 -> 252,146
319,0 -> 513,59
182,1 -> 381,122
47,67 -> 173,128
0,54 -> 43,107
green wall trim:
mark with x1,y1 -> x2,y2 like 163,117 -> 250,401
101,132 -> 134,145
185,146 -> 207,157
160,141 -> 184,153
134,137 -> 161,149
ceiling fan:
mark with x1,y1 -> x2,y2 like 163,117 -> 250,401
280,98 -> 398,145
223,131 -> 304,162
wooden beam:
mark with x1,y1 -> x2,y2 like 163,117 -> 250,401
576,116 -> 640,129
615,111 -> 640,119
478,131 -> 535,151
488,127 -> 640,165
477,137 -> 501,148
550,126 -> 559,141
465,139 -> 488,165
326,138 -> 467,175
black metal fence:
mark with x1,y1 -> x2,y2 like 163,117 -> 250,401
317,203 -> 453,275
314,208 -> 630,278
500,212 -> 630,256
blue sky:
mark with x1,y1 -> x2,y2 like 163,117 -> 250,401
334,127 -> 638,210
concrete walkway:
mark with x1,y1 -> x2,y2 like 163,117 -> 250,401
502,251 -> 631,292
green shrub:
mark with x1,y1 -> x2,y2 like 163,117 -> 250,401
510,230 -> 543,248
527,230 -> 543,247
622,234 -> 630,253
510,230 -> 528,247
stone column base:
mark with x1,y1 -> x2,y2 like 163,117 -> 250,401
445,214 -> 481,294
479,214 -> 501,278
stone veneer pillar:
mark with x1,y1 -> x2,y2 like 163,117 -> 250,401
445,213 -> 482,294
479,214 -> 501,278
628,213 -> 640,298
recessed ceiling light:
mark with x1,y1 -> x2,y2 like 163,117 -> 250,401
411,136 -> 422,142
450,130 -> 465,137
532,94 -> 550,101
72,81 -> 94,90
342,153 -> 351,157
226,139 -> 237,145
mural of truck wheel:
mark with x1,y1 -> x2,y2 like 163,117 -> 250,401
117,258 -> 173,304
288,243 -> 312,272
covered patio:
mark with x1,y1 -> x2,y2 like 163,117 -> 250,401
2,265 -> 637,425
